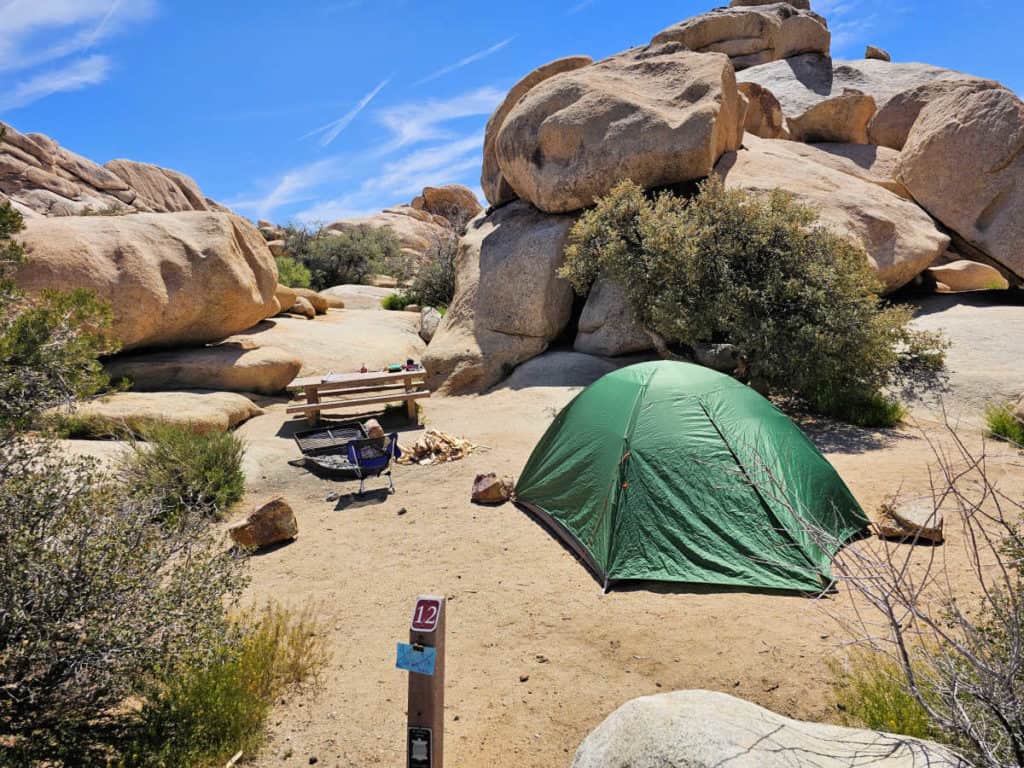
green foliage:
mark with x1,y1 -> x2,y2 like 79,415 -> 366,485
285,223 -> 406,290
0,438 -> 247,764
381,291 -> 415,311
831,650 -> 936,740
275,255 -> 311,289
121,604 -> 328,767
561,179 -> 947,427
985,402 -> 1024,446
408,230 -> 458,308
0,195 -> 119,435
119,424 -> 246,522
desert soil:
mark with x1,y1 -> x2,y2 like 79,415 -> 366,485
70,294 -> 1024,767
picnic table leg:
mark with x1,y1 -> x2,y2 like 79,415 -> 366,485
404,376 -> 417,421
305,385 -> 321,426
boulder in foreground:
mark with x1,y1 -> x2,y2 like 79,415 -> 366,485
471,473 -> 514,505
572,690 -> 966,767
495,43 -> 744,213
104,343 -> 302,395
229,497 -> 298,549
929,260 -> 1010,293
15,212 -> 279,351
70,390 -> 263,434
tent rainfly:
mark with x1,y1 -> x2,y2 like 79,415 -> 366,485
515,362 -> 868,592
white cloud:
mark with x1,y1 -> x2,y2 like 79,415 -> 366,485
0,0 -> 156,73
414,38 -> 514,86
236,87 -> 497,224
567,0 -> 595,14
375,86 -> 503,151
302,78 -> 390,147
0,54 -> 111,112
227,157 -> 346,220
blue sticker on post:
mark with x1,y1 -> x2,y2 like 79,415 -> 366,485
396,642 -> 436,676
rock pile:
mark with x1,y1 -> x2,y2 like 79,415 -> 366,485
424,0 -> 1022,395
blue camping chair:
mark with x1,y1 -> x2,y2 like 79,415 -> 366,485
346,433 -> 401,495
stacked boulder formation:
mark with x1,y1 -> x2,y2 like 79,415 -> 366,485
424,0 -> 1023,394
2,121 -> 293,430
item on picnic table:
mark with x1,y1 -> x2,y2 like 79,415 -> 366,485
397,430 -> 477,465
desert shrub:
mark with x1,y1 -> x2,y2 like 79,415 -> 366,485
0,438 -> 247,763
561,179 -> 946,426
119,424 -> 246,522
285,223 -> 405,290
831,650 -> 936,740
985,402 -> 1024,446
275,255 -> 311,289
121,604 -> 328,767
0,197 -> 118,434
822,424 -> 1024,767
409,230 -> 458,308
381,291 -> 415,311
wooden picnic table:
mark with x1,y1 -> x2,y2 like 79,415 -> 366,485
286,369 -> 430,426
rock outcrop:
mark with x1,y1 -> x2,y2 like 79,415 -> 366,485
869,78 -> 1001,150
866,45 -> 891,62
0,121 -> 224,216
481,55 -> 594,207
327,204 -> 449,261
495,43 -> 744,214
423,202 -> 575,394
766,141 -> 909,198
652,4 -> 829,71
105,342 -> 302,395
70,390 -> 263,434
419,306 -> 442,344
412,184 -> 483,227
15,212 -> 279,351
897,84 -> 1024,283
572,690 -> 967,767
929,260 -> 1010,293
738,82 -> 789,139
737,54 -> 983,145
716,136 -> 950,292
574,279 -> 652,357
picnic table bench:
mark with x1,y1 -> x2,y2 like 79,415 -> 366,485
286,370 -> 430,426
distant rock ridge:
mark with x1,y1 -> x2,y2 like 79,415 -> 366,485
0,120 -> 226,217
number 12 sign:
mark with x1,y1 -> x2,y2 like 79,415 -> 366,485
411,597 -> 442,633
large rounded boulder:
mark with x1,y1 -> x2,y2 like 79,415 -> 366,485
716,136 -> 949,292
572,690 -> 966,767
495,43 -> 745,214
423,202 -> 576,394
16,211 -> 279,351
897,84 -> 1024,284
481,55 -> 594,207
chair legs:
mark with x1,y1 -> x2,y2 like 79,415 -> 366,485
353,471 -> 394,497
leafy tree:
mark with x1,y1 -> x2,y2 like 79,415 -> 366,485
561,179 -> 946,426
285,223 -> 406,290
274,254 -> 312,289
408,230 -> 458,309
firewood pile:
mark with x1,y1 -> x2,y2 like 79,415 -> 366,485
397,430 -> 478,465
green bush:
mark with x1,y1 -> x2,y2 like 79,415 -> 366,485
409,231 -> 458,309
0,438 -> 246,763
561,179 -> 946,427
122,604 -> 328,767
119,424 -> 246,522
984,402 -> 1024,446
285,223 -> 406,290
275,255 -> 311,289
381,291 -> 415,311
831,650 -> 936,740
0,196 -> 118,435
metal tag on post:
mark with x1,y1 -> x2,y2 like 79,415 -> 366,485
405,595 -> 445,768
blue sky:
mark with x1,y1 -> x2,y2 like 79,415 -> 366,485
0,0 -> 1020,225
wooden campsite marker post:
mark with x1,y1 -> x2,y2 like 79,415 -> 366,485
397,595 -> 446,768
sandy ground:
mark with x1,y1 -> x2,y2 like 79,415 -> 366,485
59,293 -> 1024,766
222,293 -> 1024,768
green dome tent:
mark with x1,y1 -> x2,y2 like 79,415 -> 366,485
515,362 -> 868,592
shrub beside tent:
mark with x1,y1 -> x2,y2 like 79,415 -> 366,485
515,362 -> 869,592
